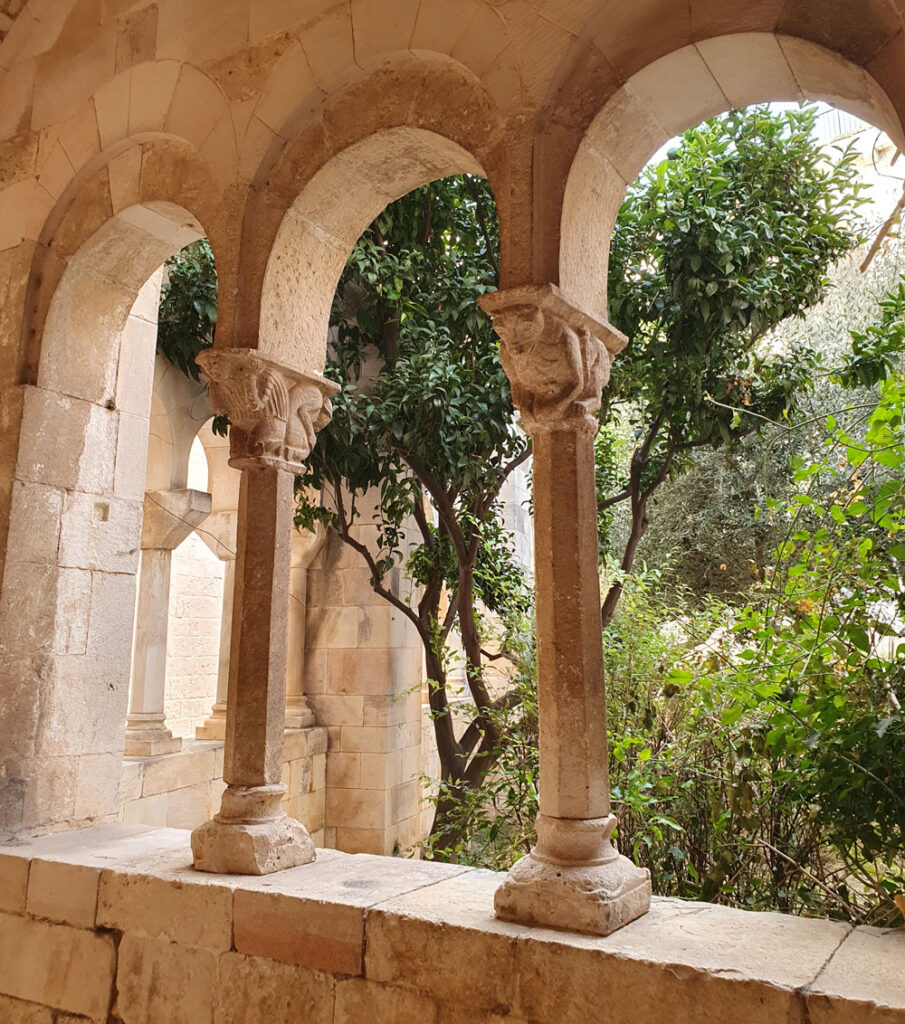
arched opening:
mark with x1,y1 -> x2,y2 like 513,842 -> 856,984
0,202 -> 208,834
559,34 -> 905,323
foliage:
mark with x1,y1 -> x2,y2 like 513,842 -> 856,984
157,239 -> 217,379
600,103 -> 866,625
449,282 -> 905,925
295,175 -> 532,846
641,244 -> 905,602
156,239 -> 229,434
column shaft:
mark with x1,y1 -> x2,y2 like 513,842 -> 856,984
533,421 -> 609,821
479,283 -> 651,936
225,465 -> 291,787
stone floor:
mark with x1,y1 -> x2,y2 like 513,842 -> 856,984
0,825 -> 902,1023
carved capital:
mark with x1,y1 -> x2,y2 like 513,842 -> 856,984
479,284 -> 627,432
196,349 -> 339,472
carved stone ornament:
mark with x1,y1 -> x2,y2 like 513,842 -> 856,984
479,284 -> 627,432
196,349 -> 339,473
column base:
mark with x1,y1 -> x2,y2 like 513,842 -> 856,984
195,706 -> 226,741
191,783 -> 316,875
494,814 -> 651,937
123,723 -> 183,757
284,696 -> 315,730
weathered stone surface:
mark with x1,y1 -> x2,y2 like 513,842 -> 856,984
25,859 -> 99,928
807,925 -> 905,1023
0,911 -> 115,1018
365,870 -> 527,1013
97,868 -> 233,950
214,952 -> 333,1024
0,849 -> 29,913
114,933 -> 219,1024
514,897 -> 853,1024
234,850 -> 468,975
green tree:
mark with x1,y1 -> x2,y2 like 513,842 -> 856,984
157,238 -> 217,379
295,175 -> 532,852
601,104 -> 866,625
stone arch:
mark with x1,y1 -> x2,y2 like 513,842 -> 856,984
233,53 -> 507,368
556,34 -> 905,324
13,59 -> 236,385
0,197 -> 215,835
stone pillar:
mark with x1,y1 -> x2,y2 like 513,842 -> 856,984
479,284 -> 651,936
195,556 -> 235,740
190,348 -> 337,875
124,489 -> 212,756
285,526 -> 325,729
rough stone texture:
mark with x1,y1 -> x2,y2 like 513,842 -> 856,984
0,828 -> 900,1024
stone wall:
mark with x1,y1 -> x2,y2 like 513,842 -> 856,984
0,825 -> 902,1024
305,524 -> 424,856
118,732 -> 327,843
164,532 -> 224,739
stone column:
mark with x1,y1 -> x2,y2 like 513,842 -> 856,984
191,348 -> 337,875
195,556 -> 235,740
285,525 -> 325,729
479,284 -> 651,936
124,488 -> 212,756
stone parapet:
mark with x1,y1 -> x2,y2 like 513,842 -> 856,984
0,825 -> 902,1024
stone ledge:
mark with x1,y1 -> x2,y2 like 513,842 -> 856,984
0,825 -> 902,1024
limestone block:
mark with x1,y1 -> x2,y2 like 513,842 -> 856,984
333,828 -> 386,856
358,752 -> 403,791
325,788 -> 388,832
0,993 -> 54,1024
234,852 -> 469,977
17,388 -> 117,493
309,730 -> 328,756
120,759 -> 143,802
58,491 -> 142,574
57,99 -> 101,174
365,869 -> 524,1013
281,728 -> 310,761
252,42 -> 317,136
335,977 -> 438,1024
806,925 -> 905,1023
326,752 -> 361,789
306,606 -> 359,650
26,859 -> 99,928
326,648 -> 392,695
233,887 -> 366,976
162,780 -> 211,829
514,897 -> 853,1024
696,33 -> 800,110
114,933 -> 218,1024
309,694 -> 364,727
155,0 -> 248,66
128,60 -> 180,136
0,60 -> 36,144
121,793 -> 168,826
299,3 -> 356,92
92,70 -> 130,149
97,869 -> 232,950
0,850 -> 29,913
115,319 -> 157,419
5,479 -> 63,565
339,727 -> 394,754
140,745 -> 217,797
362,694 -> 417,728
628,45 -> 727,138
115,4 -> 159,73
350,0 -> 420,65
0,179 -> 36,251
0,911 -> 115,1018
214,952 -> 334,1024
74,751 -> 124,821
